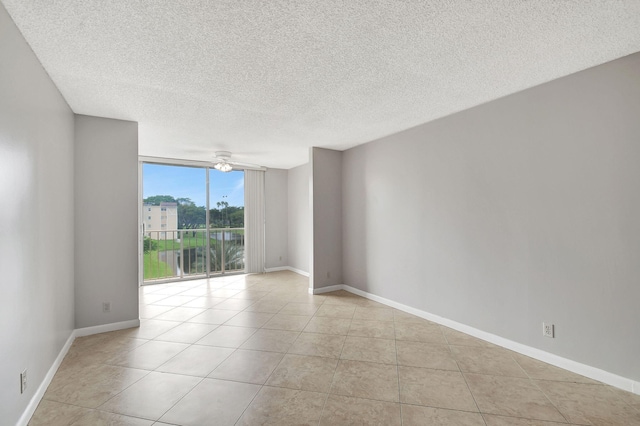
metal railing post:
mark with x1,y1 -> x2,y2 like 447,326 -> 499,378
205,169 -> 211,277
156,232 -> 160,279
179,230 -> 184,278
221,230 -> 226,275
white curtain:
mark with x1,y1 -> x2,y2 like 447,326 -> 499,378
244,169 -> 265,273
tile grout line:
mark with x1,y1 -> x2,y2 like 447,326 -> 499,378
315,298 -> 357,425
445,323 -> 489,426
135,286 -> 231,422
527,374 -> 575,424
92,366 -> 153,414
394,312 -> 403,426
228,281 -> 284,425
153,375 -> 207,423
602,385 -> 640,414
120,277 -> 255,423
229,277 -> 316,424
505,350 -> 574,425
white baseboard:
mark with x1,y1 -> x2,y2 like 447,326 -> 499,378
265,266 -> 289,273
287,267 -> 310,277
312,284 -> 344,295
18,318 -> 142,425
264,266 -> 310,277
74,319 -> 140,338
341,284 -> 640,396
17,331 -> 75,426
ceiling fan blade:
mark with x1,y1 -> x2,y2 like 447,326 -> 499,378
209,151 -> 266,170
230,160 -> 264,168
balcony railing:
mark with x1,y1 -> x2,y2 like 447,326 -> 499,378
143,228 -> 245,282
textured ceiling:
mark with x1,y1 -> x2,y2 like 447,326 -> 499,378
3,1 -> 640,169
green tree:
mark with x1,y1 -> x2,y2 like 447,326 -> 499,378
214,201 -> 229,226
143,236 -> 158,253
143,195 -> 176,205
209,208 -> 221,227
228,207 -> 244,227
209,202 -> 244,228
179,203 -> 206,228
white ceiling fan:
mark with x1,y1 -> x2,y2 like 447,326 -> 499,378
211,151 -> 264,172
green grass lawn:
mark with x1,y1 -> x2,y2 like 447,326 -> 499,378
153,231 -> 244,251
143,251 -> 173,280
154,234 -> 208,251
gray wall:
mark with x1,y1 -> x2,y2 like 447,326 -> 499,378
311,147 -> 343,289
265,168 -> 288,269
287,163 -> 311,274
0,5 -> 75,423
342,52 -> 640,381
74,115 -> 139,328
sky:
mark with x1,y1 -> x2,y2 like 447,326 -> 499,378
143,163 -> 244,207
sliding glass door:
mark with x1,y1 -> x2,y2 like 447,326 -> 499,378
141,162 -> 244,283
208,169 -> 245,275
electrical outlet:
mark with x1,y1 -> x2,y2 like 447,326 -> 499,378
279,256 -> 282,261
103,302 -> 111,313
20,369 -> 27,394
326,271 -> 331,279
543,322 -> 554,338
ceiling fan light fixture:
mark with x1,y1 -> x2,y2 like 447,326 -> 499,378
214,161 -> 233,172
213,151 -> 233,172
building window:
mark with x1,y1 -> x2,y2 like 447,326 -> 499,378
148,216 -> 151,220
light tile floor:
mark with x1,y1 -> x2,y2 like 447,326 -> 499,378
30,271 -> 640,425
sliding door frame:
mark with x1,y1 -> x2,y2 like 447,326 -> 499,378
138,156 -> 264,286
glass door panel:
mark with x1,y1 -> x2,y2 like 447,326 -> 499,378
142,164 -> 207,282
209,169 -> 245,274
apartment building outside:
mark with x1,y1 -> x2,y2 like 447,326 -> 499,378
143,202 -> 177,238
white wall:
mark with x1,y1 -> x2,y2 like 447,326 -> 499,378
0,5 -> 75,424
342,53 -> 640,382
74,115 -> 139,328
287,163 -> 310,274
311,147 -> 343,289
265,168 -> 288,269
